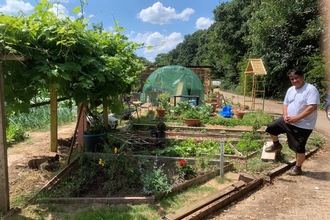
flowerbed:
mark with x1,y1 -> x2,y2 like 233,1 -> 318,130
39,152 -> 226,199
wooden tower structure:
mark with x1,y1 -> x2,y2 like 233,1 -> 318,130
243,59 -> 267,111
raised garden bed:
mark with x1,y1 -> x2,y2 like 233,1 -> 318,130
35,153 -> 233,204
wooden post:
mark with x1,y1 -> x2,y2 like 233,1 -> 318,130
77,104 -> 86,150
0,55 -> 25,214
50,85 -> 58,152
0,63 -> 10,213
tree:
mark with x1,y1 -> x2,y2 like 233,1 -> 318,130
246,0 -> 323,98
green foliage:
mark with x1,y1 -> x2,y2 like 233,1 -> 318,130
84,115 -> 105,134
307,134 -> 325,148
1,1 -> 145,115
6,120 -> 25,145
156,121 -> 167,132
151,0 -> 326,101
182,108 -> 200,119
176,159 -> 197,180
42,154 -> 143,198
140,160 -> 172,195
171,101 -> 193,115
157,92 -> 171,110
8,105 -> 76,131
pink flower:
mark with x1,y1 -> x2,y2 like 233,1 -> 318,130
179,159 -> 186,166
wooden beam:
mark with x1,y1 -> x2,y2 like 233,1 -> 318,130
0,63 -> 10,214
50,85 -> 58,152
0,55 -> 25,61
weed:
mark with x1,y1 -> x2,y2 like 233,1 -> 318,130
140,159 -> 173,195
308,134 -> 325,147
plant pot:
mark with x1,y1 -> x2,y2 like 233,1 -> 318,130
158,131 -> 166,138
233,110 -> 245,119
205,102 -> 217,112
156,108 -> 166,117
83,132 -> 106,152
183,118 -> 200,126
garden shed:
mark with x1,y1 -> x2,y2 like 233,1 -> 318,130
141,65 -> 204,106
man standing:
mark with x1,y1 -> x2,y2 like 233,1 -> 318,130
265,69 -> 320,175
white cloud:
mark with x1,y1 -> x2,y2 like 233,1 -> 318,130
130,31 -> 183,61
137,2 -> 194,25
48,3 -> 69,19
195,17 -> 214,30
0,0 -> 33,14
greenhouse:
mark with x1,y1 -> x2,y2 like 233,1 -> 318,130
141,65 -> 204,106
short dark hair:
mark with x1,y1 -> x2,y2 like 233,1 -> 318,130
286,69 -> 303,77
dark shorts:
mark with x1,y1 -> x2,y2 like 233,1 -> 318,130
265,117 -> 313,153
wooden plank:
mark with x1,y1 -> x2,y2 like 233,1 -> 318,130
0,55 -> 25,61
38,196 -> 154,205
164,181 -> 246,220
0,64 -> 10,213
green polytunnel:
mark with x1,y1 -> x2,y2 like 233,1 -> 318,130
141,65 -> 204,106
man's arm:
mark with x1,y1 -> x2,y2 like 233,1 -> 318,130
286,104 -> 317,124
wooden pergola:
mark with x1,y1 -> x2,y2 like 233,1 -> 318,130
243,59 -> 267,111
0,54 -> 74,214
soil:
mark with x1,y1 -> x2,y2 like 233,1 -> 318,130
7,122 -> 76,202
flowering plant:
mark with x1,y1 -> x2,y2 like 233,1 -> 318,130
177,159 -> 196,180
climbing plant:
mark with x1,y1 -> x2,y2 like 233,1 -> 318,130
0,0 -> 145,114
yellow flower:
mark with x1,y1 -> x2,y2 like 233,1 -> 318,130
98,158 -> 105,167
114,147 -> 118,154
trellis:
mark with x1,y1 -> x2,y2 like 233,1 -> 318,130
243,59 -> 267,111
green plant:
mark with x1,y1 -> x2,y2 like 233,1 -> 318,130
177,159 -> 197,180
307,134 -> 325,147
141,160 -> 172,195
84,114 -> 105,134
157,92 -> 171,110
156,121 -> 167,132
1,1 -> 144,116
6,120 -> 26,145
182,108 -> 200,119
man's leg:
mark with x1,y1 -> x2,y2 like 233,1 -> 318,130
287,153 -> 305,175
265,134 -> 282,152
296,153 -> 305,167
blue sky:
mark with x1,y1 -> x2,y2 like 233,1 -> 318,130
0,0 -> 224,61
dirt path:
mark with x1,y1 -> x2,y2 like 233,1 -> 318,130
208,91 -> 330,219
6,122 -> 76,203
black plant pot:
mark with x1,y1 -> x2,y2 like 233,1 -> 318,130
158,131 -> 166,138
83,132 -> 106,152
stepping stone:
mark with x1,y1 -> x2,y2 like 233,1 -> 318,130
261,141 -> 281,162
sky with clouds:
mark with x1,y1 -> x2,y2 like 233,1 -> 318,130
0,0 -> 224,61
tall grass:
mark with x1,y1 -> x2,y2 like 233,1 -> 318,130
6,104 -> 77,144
9,105 -> 77,131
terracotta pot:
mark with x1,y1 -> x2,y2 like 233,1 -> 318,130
233,110 -> 245,119
183,118 -> 201,126
156,108 -> 166,117
205,102 -> 217,112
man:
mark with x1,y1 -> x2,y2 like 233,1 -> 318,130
265,69 -> 320,175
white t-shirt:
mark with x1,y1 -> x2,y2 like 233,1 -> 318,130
283,82 -> 320,130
